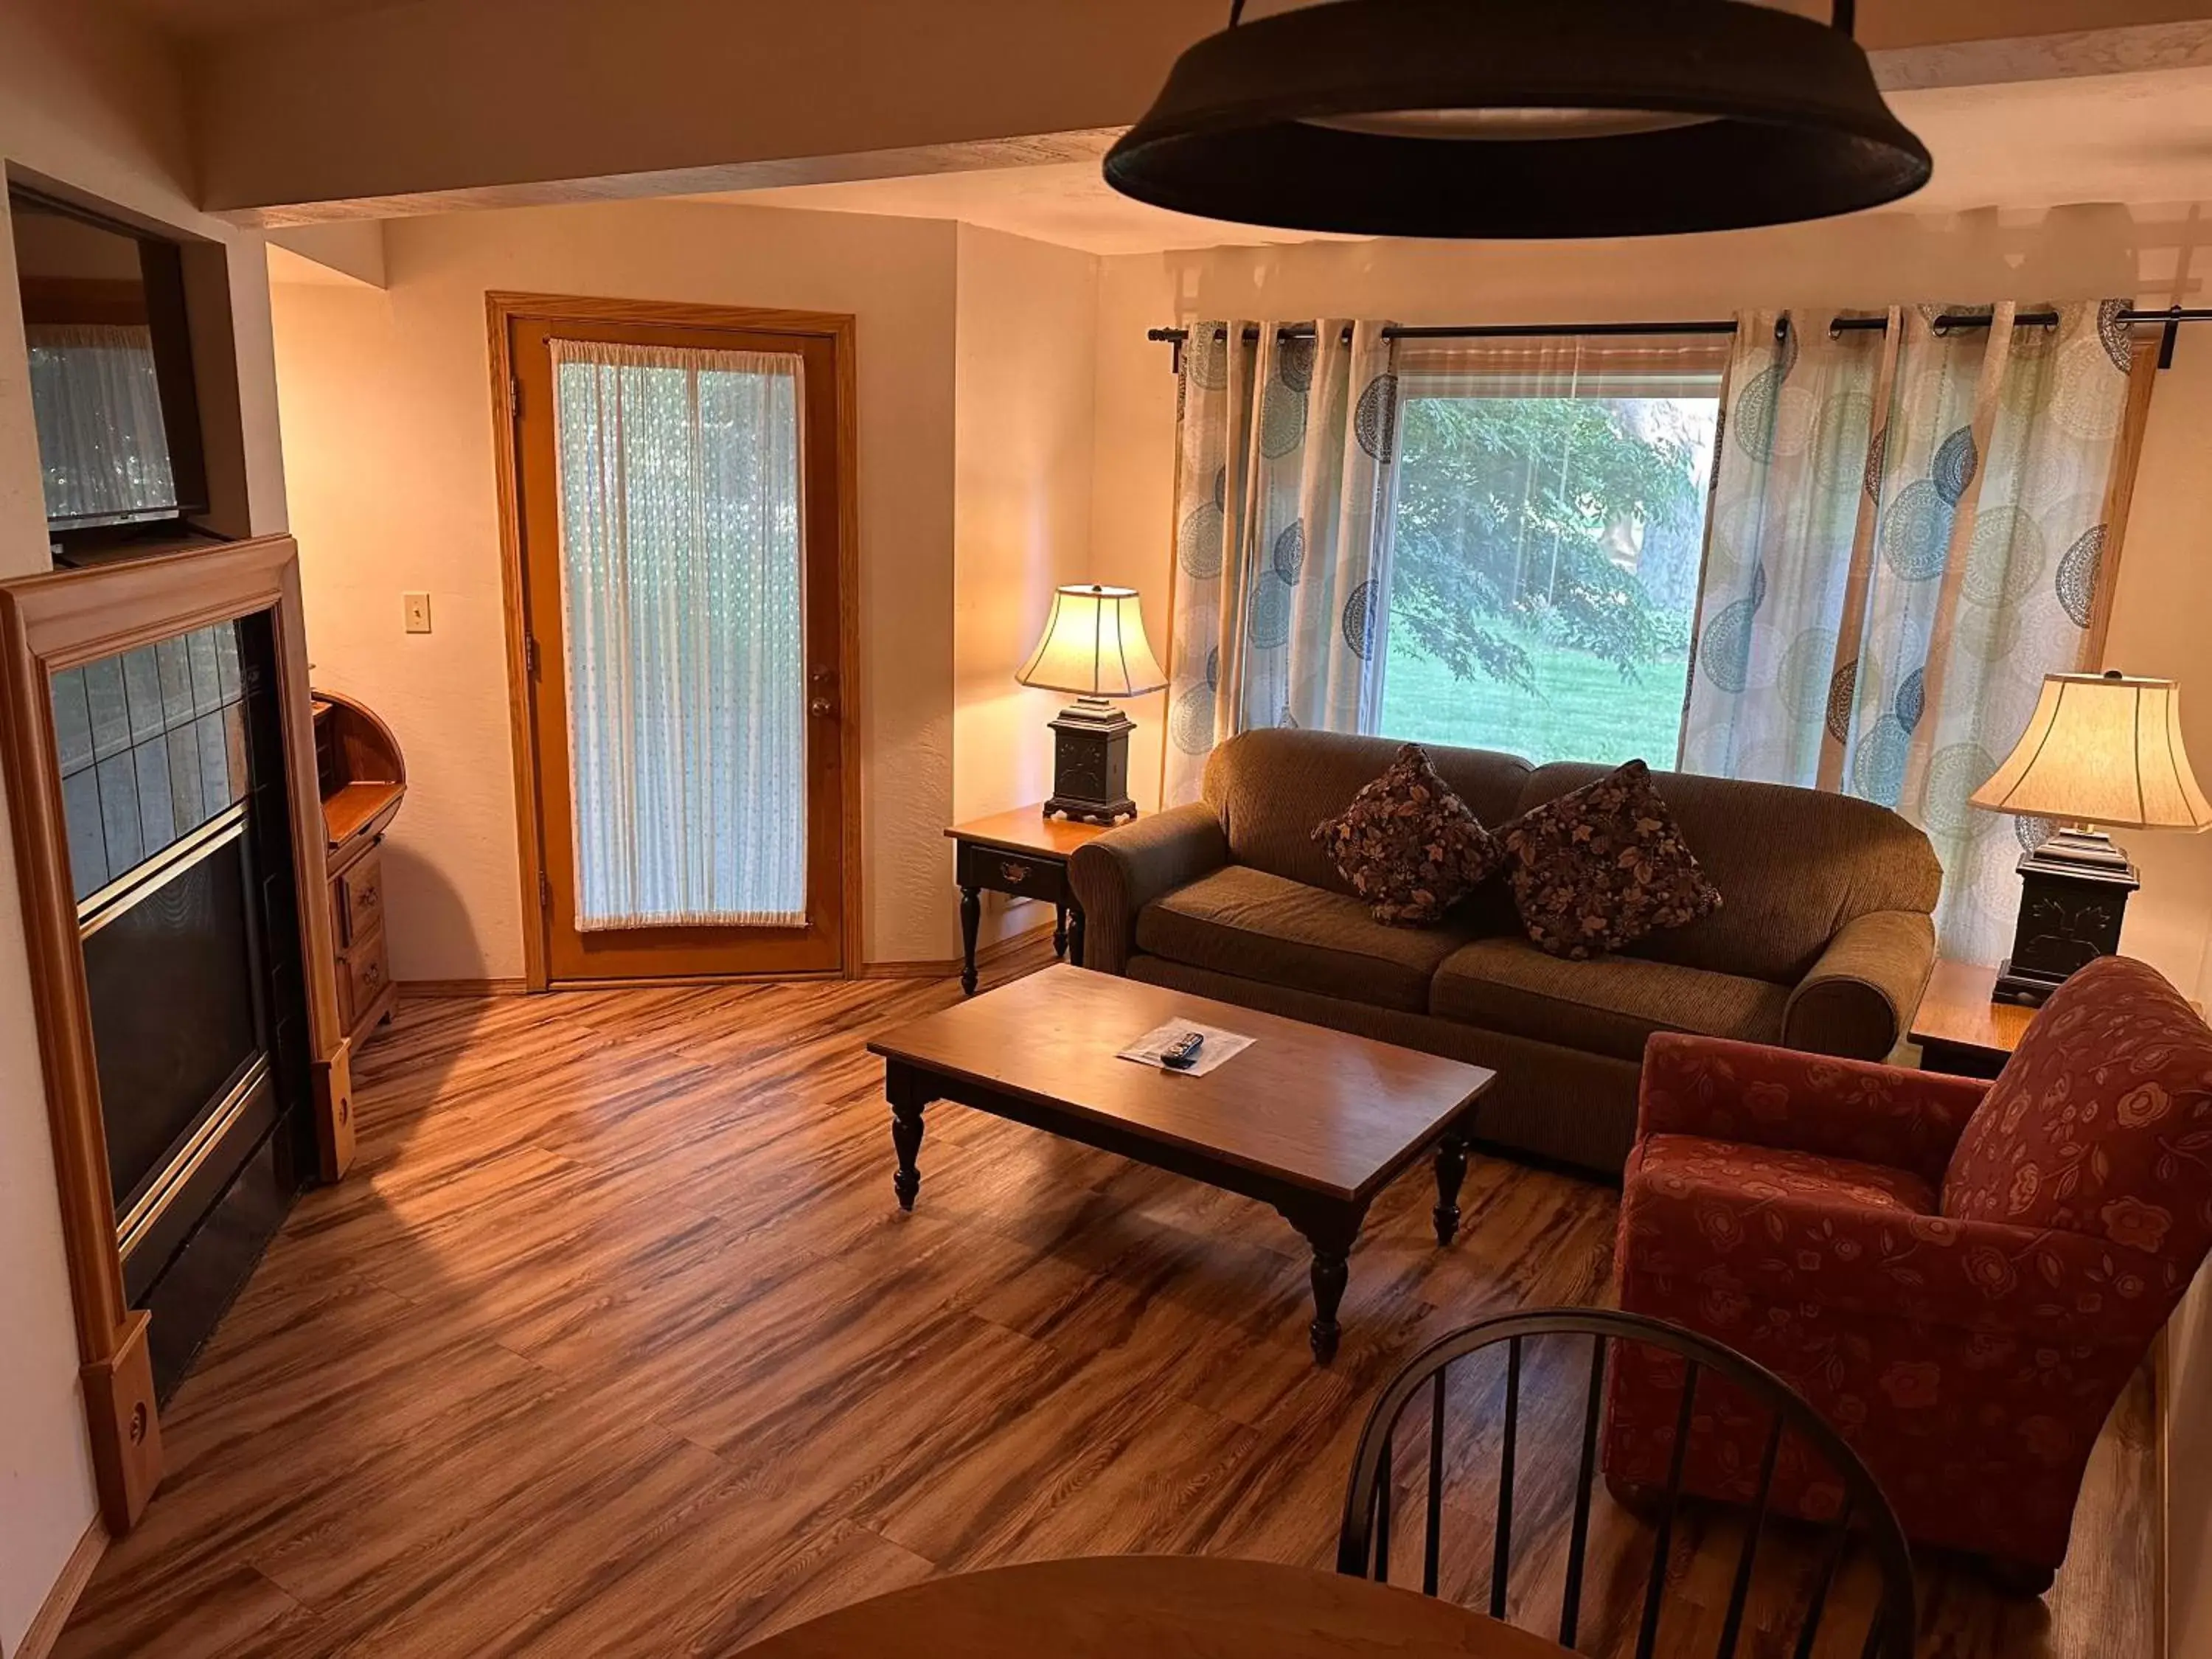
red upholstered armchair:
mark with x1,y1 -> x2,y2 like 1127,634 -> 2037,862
1604,954 -> 2212,1585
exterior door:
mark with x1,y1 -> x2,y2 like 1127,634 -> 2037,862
508,309 -> 851,982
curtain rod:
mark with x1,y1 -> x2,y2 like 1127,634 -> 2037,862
1148,306 -> 2212,372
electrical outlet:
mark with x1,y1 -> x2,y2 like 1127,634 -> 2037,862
403,592 -> 432,633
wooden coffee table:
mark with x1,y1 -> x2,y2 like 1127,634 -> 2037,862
866,965 -> 1497,1363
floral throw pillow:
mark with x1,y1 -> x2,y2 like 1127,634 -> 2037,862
1310,744 -> 1503,926
1502,759 -> 1722,960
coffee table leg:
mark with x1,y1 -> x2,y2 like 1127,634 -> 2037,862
1433,1133 -> 1470,1247
888,1065 -> 930,1211
1280,1202 -> 1365,1365
958,886 -> 981,996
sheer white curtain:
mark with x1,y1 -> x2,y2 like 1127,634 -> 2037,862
551,338 -> 807,930
24,323 -> 177,524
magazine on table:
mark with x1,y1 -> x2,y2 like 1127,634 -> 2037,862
1116,1019 -> 1254,1077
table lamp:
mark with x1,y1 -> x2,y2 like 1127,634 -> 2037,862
1970,669 -> 2212,1005
1017,584 -> 1167,825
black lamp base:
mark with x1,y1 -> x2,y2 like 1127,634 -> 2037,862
1992,828 -> 2138,1007
1043,698 -> 1138,827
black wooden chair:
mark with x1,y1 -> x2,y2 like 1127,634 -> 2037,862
1335,1308 -> 1916,1659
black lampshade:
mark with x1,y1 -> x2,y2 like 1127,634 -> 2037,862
1103,0 -> 1933,240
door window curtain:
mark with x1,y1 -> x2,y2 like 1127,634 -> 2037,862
24,322 -> 178,524
550,338 -> 807,931
1683,301 -> 2138,963
1164,319 -> 1398,804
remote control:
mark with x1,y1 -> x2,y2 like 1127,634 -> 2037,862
1161,1032 -> 1206,1071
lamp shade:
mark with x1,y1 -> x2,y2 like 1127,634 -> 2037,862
1102,0 -> 1931,240
1970,672 -> 2212,832
1017,585 -> 1168,700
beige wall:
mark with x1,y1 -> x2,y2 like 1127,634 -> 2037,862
950,224 -> 1105,950
272,199 -> 962,978
0,2 -> 289,1649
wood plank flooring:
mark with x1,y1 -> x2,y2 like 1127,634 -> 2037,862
59,952 -> 2157,1658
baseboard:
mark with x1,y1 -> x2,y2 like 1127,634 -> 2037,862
856,959 -> 959,980
859,922 -> 1057,981
18,1515 -> 106,1659
397,978 -> 529,998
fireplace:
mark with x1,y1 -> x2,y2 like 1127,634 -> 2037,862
54,611 -> 317,1400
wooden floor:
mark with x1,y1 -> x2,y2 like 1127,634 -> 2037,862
60,950 -> 2157,1658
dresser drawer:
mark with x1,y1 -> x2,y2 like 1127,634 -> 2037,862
337,849 -> 386,945
339,922 -> 392,1030
956,841 -> 1071,905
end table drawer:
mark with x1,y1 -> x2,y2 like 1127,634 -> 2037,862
956,841 -> 1070,905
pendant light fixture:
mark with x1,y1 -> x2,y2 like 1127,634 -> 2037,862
1103,0 -> 1932,239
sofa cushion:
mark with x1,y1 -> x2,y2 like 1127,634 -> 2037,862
1311,743 -> 1503,925
1203,728 -> 1531,897
1633,1133 -> 1939,1218
1432,938 -> 1790,1062
1500,759 -> 1722,960
1135,864 -> 1481,1014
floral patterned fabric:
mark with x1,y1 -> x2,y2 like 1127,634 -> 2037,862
1607,973 -> 2212,1570
1310,742 -> 1503,925
1500,760 -> 1722,960
1944,954 -> 2212,1262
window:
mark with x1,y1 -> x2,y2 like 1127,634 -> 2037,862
1377,338 -> 1725,768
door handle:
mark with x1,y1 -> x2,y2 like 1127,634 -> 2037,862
810,696 -> 835,720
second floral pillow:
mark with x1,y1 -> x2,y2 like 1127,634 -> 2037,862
1501,759 -> 1722,959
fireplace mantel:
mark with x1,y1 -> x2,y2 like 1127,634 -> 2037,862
0,534 -> 351,1534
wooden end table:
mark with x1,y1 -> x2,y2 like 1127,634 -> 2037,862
1910,959 -> 2034,1079
945,806 -> 1113,995
866,964 -> 1497,1363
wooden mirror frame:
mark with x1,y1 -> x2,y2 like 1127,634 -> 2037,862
0,534 -> 349,1534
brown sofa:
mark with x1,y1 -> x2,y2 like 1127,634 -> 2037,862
1070,729 -> 1942,1175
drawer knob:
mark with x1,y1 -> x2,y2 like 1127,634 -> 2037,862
1001,860 -> 1031,884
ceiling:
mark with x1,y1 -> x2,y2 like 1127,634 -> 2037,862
715,65 -> 2212,257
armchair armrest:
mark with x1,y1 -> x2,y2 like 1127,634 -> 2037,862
1783,908 -> 1938,1059
1619,1169 -> 2185,1349
1068,804 -> 1228,976
1640,1034 -> 1986,1189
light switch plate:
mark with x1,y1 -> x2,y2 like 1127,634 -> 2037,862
403,592 -> 432,633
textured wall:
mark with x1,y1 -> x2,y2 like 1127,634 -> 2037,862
273,199 -> 962,975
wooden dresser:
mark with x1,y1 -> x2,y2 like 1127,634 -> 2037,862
313,690 -> 406,1050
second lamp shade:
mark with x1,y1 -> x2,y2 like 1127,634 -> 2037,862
1971,672 -> 2212,832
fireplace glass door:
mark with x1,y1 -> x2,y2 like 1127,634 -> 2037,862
52,612 -> 315,1394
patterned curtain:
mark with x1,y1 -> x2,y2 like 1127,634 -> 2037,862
1683,301 -> 2137,963
1164,319 -> 1399,805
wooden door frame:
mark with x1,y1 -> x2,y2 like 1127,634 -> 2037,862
485,293 -> 864,991
0,534 -> 349,1535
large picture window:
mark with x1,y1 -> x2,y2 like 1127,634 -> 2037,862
1376,338 -> 1725,768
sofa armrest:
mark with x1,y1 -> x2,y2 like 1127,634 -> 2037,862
1783,908 -> 1937,1059
1068,804 -> 1229,976
1639,1034 -> 1986,1189
1619,1166 -> 2185,1348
